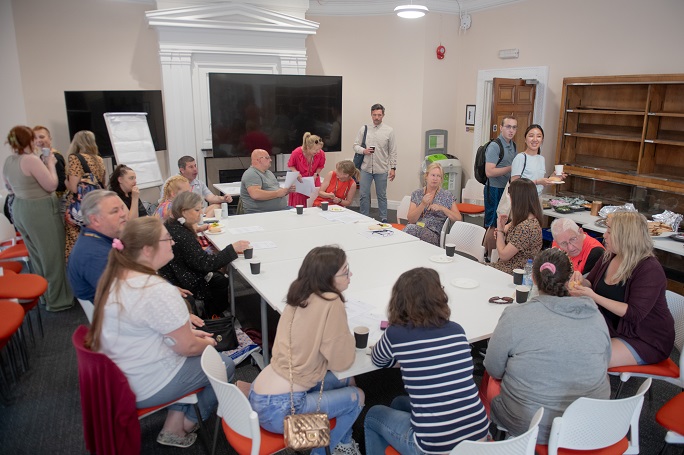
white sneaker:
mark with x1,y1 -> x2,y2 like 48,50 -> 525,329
333,439 -> 361,455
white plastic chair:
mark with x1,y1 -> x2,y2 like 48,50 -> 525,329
306,187 -> 319,208
77,298 -> 94,323
396,195 -> 411,224
450,407 -> 543,454
201,345 -> 285,455
541,378 -> 651,455
610,290 -> 684,397
462,179 -> 485,208
444,221 -> 487,262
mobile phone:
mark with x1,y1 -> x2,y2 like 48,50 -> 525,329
380,320 -> 389,330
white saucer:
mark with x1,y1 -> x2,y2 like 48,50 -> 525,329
205,228 -> 224,235
451,278 -> 479,289
429,255 -> 454,264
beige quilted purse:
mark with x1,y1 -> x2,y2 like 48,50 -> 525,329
282,307 -> 331,451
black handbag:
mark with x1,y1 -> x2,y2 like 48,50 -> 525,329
353,125 -> 367,170
202,315 -> 238,351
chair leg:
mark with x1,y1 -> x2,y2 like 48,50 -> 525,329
614,380 -> 625,399
33,301 -> 44,338
211,417 -> 220,455
657,442 -> 667,454
193,403 -> 211,453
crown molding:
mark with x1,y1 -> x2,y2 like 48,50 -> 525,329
306,0 -> 524,16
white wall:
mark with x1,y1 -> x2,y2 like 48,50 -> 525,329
0,0 -> 27,170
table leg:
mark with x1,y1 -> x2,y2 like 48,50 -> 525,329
229,267 -> 235,317
261,296 -> 270,365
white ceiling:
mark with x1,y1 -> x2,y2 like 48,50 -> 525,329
307,0 -> 524,16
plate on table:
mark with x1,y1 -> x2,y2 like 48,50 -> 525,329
451,278 -> 479,289
329,206 -> 345,212
429,255 -> 454,264
205,228 -> 224,235
671,233 -> 684,243
369,223 -> 392,230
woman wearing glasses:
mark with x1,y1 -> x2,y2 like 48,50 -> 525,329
86,217 -> 234,448
249,246 -> 364,455
159,192 -> 250,318
287,132 -> 326,207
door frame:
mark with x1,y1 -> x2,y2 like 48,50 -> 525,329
473,66 -> 549,158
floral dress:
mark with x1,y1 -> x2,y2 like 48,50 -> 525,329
491,218 -> 542,275
65,153 -> 105,260
403,188 -> 454,246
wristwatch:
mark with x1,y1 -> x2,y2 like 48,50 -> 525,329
391,167 -> 396,170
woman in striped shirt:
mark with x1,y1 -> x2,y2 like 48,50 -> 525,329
364,268 -> 489,454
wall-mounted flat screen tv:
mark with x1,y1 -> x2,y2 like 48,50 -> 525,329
209,73 -> 342,158
64,90 -> 166,158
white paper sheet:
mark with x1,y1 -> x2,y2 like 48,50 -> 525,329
295,176 -> 315,197
227,226 -> 265,234
250,240 -> 277,250
284,171 -> 299,188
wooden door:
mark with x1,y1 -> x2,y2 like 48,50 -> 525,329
490,78 -> 536,152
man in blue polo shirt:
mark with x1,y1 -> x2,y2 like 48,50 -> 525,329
68,190 -> 128,302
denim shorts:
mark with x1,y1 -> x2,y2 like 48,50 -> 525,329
615,338 -> 647,365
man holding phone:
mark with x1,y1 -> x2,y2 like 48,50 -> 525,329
353,103 -> 397,222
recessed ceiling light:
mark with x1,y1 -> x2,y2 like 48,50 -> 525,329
394,4 -> 429,19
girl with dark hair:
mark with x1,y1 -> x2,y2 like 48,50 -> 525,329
85,217 -> 233,448
109,164 -> 146,219
3,126 -> 73,311
364,267 -> 489,454
483,248 -> 611,444
490,178 -> 543,274
510,124 -> 559,194
249,246 -> 364,455
158,191 -> 249,317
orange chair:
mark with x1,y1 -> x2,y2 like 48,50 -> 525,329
72,325 -> 206,455
0,272 -> 47,342
0,213 -> 31,272
391,196 -> 411,231
456,202 -> 485,216
0,261 -> 24,274
0,300 -> 25,403
609,291 -> 684,398
656,392 -> 684,454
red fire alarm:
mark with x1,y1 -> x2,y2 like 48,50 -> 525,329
436,45 -> 446,60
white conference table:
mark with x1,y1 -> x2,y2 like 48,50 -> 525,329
230,240 -> 514,378
543,208 -> 683,256
213,182 -> 241,197
206,209 -> 513,377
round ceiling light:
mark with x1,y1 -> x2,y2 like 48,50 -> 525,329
394,4 -> 429,19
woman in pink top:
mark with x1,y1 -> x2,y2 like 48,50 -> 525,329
287,132 -> 326,207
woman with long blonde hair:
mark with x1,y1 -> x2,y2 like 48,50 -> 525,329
86,217 -> 233,448
287,131 -> 326,207
571,211 -> 674,367
155,175 -> 190,220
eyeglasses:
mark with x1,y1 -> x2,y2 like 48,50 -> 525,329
335,265 -> 351,278
259,156 -> 272,161
159,236 -> 174,243
502,125 -> 518,130
557,236 -> 580,249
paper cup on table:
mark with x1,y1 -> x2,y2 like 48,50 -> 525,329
516,285 -> 531,303
445,243 -> 456,257
321,201 -> 329,211
513,269 -> 525,285
354,326 -> 369,349
554,164 -> 564,176
243,248 -> 253,260
214,208 -> 223,219
590,201 -> 603,217
296,205 -> 304,215
250,261 -> 261,275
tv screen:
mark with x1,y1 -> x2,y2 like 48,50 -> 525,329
64,90 -> 166,158
209,74 -> 342,158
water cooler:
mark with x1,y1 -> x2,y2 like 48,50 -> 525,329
423,154 -> 462,203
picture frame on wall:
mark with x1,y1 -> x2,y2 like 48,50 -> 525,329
465,105 -> 476,126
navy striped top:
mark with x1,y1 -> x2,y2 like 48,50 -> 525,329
371,321 -> 489,454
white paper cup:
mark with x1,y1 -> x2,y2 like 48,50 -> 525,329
214,208 -> 223,219
554,164 -> 564,176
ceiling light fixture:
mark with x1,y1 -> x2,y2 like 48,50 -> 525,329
394,3 -> 429,19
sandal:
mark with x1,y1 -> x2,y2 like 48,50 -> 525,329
156,431 -> 197,448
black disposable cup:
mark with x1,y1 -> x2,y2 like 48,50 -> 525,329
516,285 -> 530,303
250,261 -> 261,275
445,243 -> 456,257
296,205 -> 304,215
321,201 -> 329,211
243,248 -> 253,260
513,269 -> 525,285
354,326 -> 369,349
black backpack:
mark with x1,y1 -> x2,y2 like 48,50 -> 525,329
474,138 -> 503,184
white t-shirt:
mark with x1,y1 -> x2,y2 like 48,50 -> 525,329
99,274 -> 190,401
511,152 -> 546,194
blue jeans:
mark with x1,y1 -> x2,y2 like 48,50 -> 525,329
136,354 -> 235,423
249,371 -> 363,455
360,170 -> 388,220
484,184 -> 505,228
364,396 -> 424,455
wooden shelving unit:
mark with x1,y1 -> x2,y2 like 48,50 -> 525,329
555,74 -> 684,195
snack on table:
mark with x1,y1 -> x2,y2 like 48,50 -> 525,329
548,175 -> 562,182
208,222 -> 221,233
647,221 -> 673,236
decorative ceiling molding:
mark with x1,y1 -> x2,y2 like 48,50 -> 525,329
306,0 -> 525,16
147,3 -> 319,34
